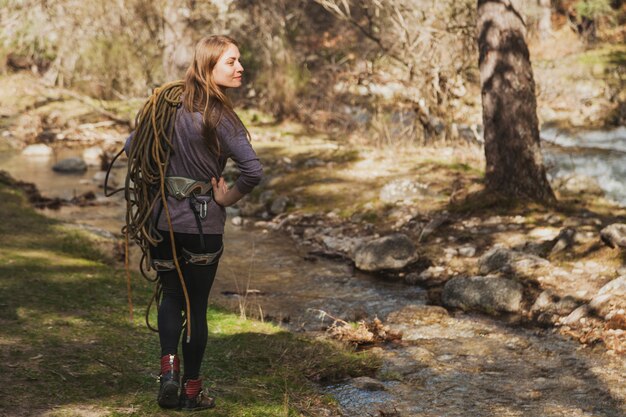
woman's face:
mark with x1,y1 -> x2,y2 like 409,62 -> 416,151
212,43 -> 243,89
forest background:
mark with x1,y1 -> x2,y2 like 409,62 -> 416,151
2,0 -> 624,143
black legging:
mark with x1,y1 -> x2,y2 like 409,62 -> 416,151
152,231 -> 222,380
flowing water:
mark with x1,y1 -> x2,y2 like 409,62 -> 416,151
1,146 -> 624,417
542,126 -> 626,205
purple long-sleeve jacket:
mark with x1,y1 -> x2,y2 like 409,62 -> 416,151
125,107 -> 263,234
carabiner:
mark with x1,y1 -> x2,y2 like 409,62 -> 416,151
199,200 -> 208,219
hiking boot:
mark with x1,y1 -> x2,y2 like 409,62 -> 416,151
180,378 -> 215,411
157,354 -> 180,409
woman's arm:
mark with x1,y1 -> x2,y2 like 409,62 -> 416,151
215,122 -> 263,207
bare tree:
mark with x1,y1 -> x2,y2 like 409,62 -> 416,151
1,0 -> 169,97
313,0 -> 478,143
477,0 -> 555,203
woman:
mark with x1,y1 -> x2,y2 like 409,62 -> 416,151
128,35 -> 263,411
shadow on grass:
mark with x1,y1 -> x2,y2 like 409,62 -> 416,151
0,258 -> 378,417
0,183 -> 378,416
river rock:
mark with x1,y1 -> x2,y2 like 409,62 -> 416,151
555,296 -> 579,315
353,234 -> 418,272
600,223 -> 626,249
531,290 -> 555,314
550,227 -> 577,254
531,291 -> 579,317
321,235 -> 360,256
442,276 -> 524,314
379,179 -> 429,203
22,144 -> 52,157
52,157 -> 87,173
269,195 -> 289,215
589,276 -> 626,318
404,266 -> 446,286
458,245 -> 476,257
560,305 -> 590,326
82,146 -> 103,166
478,247 -> 550,277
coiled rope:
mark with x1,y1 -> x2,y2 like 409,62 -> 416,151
105,80 -> 194,343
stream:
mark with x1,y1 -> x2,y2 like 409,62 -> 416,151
1,138 -> 625,416
542,126 -> 626,205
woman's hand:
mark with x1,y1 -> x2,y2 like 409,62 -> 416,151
211,177 -> 244,207
211,176 -> 230,206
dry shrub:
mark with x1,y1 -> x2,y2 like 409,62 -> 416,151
327,317 -> 403,346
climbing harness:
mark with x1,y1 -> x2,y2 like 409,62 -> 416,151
165,176 -> 213,200
104,80 -> 199,343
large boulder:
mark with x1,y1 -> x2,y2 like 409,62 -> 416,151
442,275 -> 524,314
353,233 -> 418,272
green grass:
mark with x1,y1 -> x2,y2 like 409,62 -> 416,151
413,159 -> 484,176
0,183 -> 379,416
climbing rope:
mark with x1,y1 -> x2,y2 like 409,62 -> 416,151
105,80 -> 194,342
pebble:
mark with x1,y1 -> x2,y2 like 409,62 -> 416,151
458,245 -> 476,257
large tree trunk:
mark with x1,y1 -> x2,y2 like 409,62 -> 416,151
477,0 -> 555,203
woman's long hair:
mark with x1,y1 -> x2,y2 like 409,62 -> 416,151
182,35 -> 243,156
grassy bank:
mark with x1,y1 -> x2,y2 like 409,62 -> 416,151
0,182 -> 379,417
